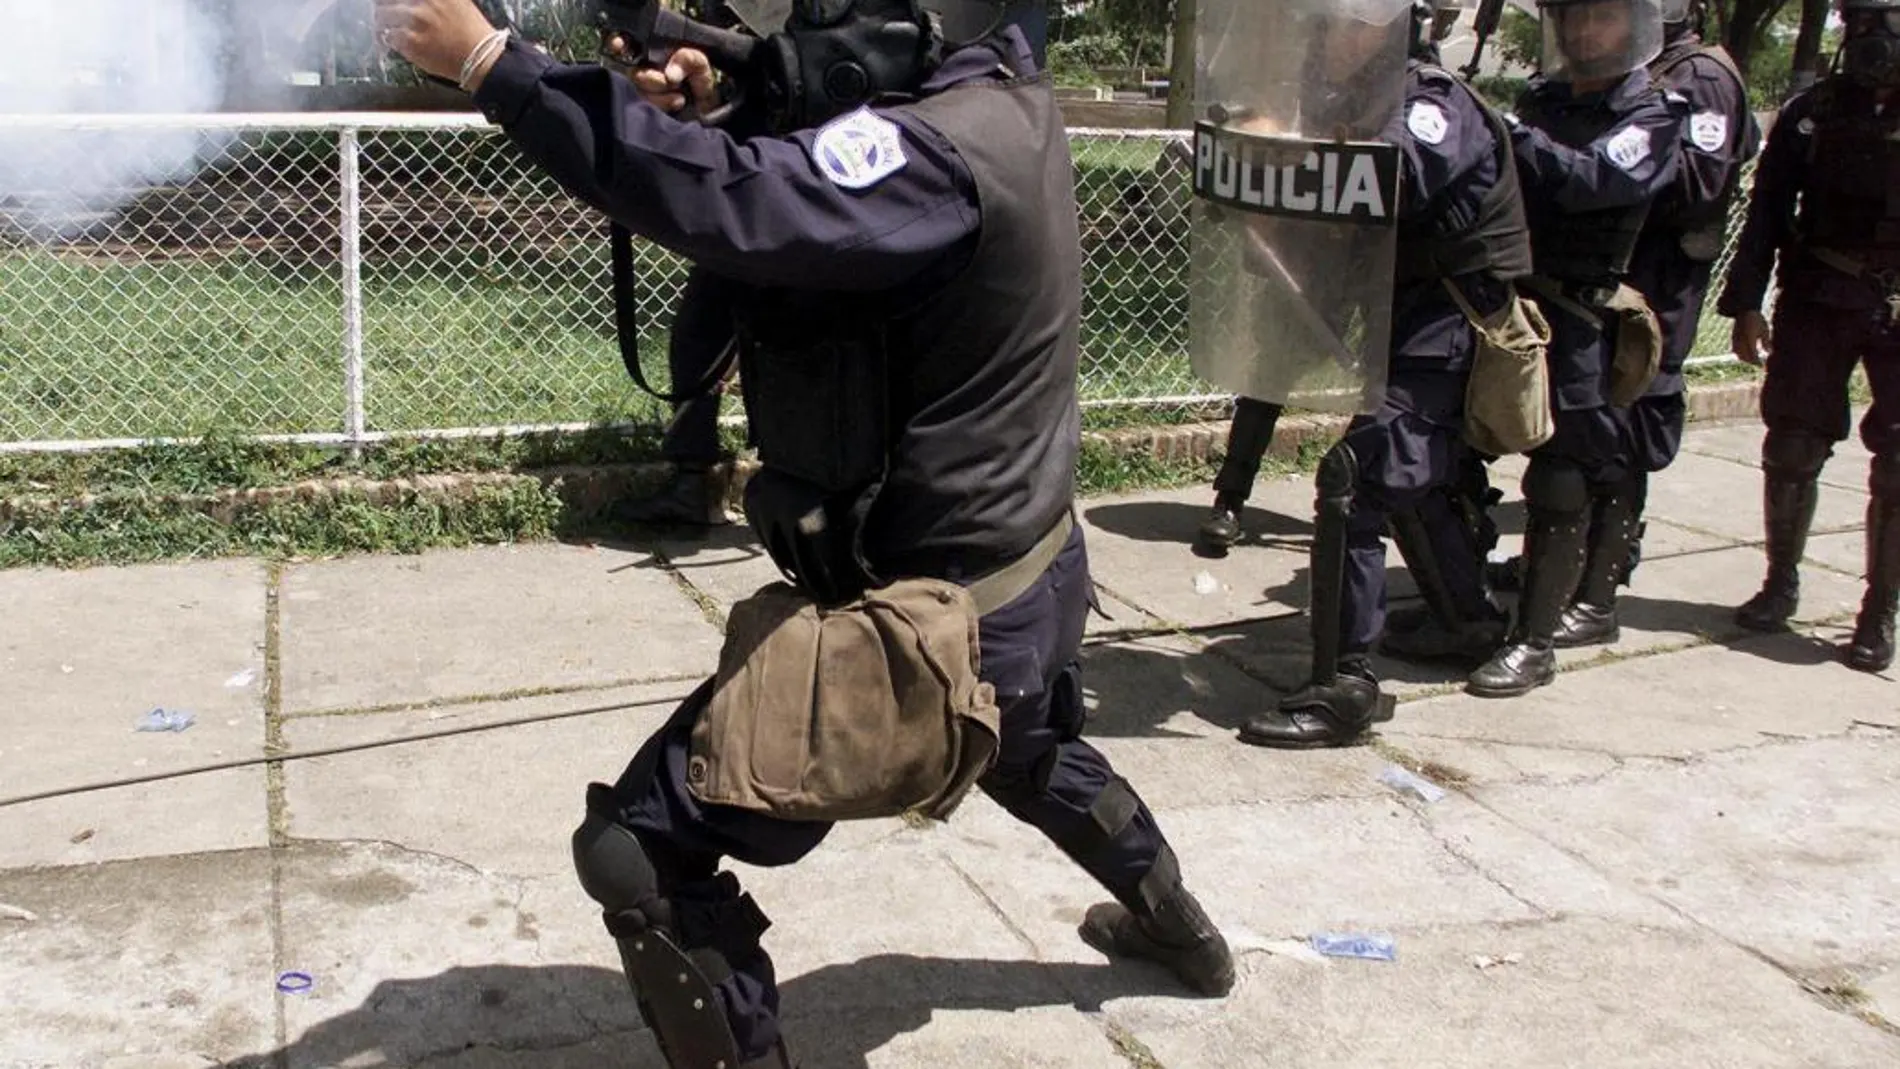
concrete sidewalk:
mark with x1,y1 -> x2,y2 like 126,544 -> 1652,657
3,416 -> 1897,1069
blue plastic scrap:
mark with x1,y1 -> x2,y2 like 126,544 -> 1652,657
1310,932 -> 1398,961
134,708 -> 195,733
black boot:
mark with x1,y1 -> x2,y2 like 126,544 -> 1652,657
1239,660 -> 1394,749
615,466 -> 729,527
1468,508 -> 1588,698
1735,473 -> 1819,632
1381,500 -> 1509,664
1079,854 -> 1235,997
1845,488 -> 1900,672
1199,400 -> 1284,551
1197,493 -> 1245,550
1552,477 -> 1642,649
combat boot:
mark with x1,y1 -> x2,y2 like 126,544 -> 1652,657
1735,474 -> 1819,632
1468,507 -> 1589,698
1079,857 -> 1234,997
1196,495 -> 1244,550
1845,486 -> 1900,672
614,466 -> 730,528
1238,659 -> 1395,749
1552,477 -> 1642,649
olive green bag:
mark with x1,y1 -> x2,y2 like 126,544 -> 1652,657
1444,279 -> 1555,457
686,577 -> 1001,823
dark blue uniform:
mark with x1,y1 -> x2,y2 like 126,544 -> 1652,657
1717,68 -> 1900,670
1511,70 -> 1682,480
1339,64 -> 1514,657
1624,36 -> 1757,471
1464,67 -> 1683,697
1241,57 -> 1533,749
478,27 -> 1225,1063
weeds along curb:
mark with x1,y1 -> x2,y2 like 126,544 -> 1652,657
0,380 -> 1763,567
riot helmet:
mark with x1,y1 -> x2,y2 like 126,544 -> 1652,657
1411,0 -> 1463,59
1658,0 -> 1701,42
1320,0 -> 1414,84
1536,0 -> 1665,83
1838,0 -> 1900,87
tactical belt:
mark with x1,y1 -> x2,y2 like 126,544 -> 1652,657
1810,247 -> 1900,292
963,509 -> 1076,616
1521,275 -> 1613,323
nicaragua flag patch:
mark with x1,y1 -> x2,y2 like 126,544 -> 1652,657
1688,111 -> 1729,153
1604,124 -> 1652,172
1406,101 -> 1449,146
811,107 -> 909,190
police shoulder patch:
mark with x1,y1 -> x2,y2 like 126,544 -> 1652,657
1688,111 -> 1729,153
1407,101 -> 1449,146
811,107 -> 909,191
1604,124 -> 1652,171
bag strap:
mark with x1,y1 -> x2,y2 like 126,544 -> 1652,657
964,510 -> 1075,616
1518,275 -> 1606,327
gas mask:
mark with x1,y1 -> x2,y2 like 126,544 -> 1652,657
598,0 -> 1006,133
1840,2 -> 1900,88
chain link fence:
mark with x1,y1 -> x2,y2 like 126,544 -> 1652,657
0,114 -> 1751,452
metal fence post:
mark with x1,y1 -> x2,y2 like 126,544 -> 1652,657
339,126 -> 366,459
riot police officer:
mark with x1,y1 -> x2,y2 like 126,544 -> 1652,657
378,2 -> 1232,1066
1240,0 -> 1532,747
1466,0 -> 1684,697
1533,0 -> 1759,646
1721,0 -> 1900,672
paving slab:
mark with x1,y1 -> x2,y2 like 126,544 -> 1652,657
278,544 -> 723,714
0,767 -> 268,870
0,558 -> 268,803
940,795 -> 1541,971
1079,486 -> 1313,628
282,682 -> 693,879
1475,734 -> 1900,973
1866,967 -> 1900,1031
781,1003 -> 1129,1069
273,840 -> 639,1069
1639,450 -> 1868,539
1683,420 -> 1873,489
0,849 -> 277,1068
1096,917 -> 1900,1069
1396,638 -> 1900,758
1074,635 -> 1394,810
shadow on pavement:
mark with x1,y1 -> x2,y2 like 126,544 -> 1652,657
217,954 -> 1199,1069
1083,499 -> 1313,551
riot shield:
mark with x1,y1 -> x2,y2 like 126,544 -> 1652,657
1187,0 -> 1410,415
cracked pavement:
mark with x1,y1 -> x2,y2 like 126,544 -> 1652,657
3,416 -> 1898,1068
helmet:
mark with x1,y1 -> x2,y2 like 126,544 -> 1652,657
1838,0 -> 1900,87
1412,0 -> 1462,57
1536,0 -> 1665,83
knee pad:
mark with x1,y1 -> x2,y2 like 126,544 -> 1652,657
1872,454 -> 1900,500
1316,441 -> 1358,502
1522,460 -> 1590,514
1762,430 -> 1832,480
573,784 -> 663,916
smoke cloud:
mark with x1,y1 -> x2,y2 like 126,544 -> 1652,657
0,0 -> 231,239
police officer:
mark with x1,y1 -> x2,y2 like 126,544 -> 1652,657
377,3 -> 1233,1066
1529,0 -> 1759,646
1197,396 -> 1284,550
1721,0 -> 1900,672
1239,0 -> 1530,748
1466,0 -> 1684,697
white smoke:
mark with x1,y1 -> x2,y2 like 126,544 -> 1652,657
0,0 -> 231,238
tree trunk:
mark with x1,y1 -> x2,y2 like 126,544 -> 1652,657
1789,0 -> 1831,93
1166,0 -> 1197,127
1720,0 -> 1791,71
